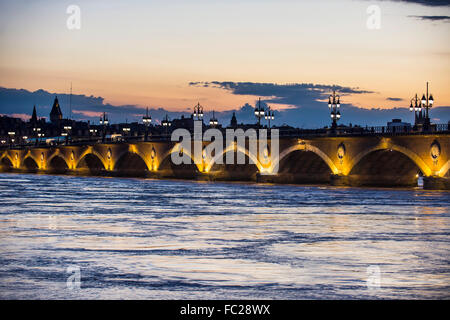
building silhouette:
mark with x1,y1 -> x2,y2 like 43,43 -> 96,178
50,97 -> 63,123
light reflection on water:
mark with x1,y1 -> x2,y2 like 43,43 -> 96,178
0,173 -> 449,299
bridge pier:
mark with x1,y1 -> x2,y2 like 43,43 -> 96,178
330,174 -> 350,187
423,177 -> 450,190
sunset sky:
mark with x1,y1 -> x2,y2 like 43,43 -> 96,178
0,0 -> 449,126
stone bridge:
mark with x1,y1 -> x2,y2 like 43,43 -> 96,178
1,134 -> 449,189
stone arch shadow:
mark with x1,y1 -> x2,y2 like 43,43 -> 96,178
205,144 -> 262,181
47,154 -> 69,174
158,145 -> 199,179
344,145 -> 429,187
113,151 -> 150,177
76,153 -> 107,176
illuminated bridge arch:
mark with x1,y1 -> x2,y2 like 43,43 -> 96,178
113,151 -> 150,176
270,143 -> 338,175
158,143 -> 201,175
0,154 -> 14,169
76,152 -> 106,174
204,143 -> 263,173
47,154 -> 69,173
22,156 -> 39,171
437,160 -> 450,178
346,144 -> 432,177
76,150 -> 108,171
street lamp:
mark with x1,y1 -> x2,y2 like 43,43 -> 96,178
209,111 -> 218,127
329,90 -> 341,129
422,82 -> 434,131
254,98 -> 265,128
193,102 -> 204,121
63,125 -> 72,145
33,127 -> 41,146
161,114 -> 171,135
409,94 -> 422,128
142,107 -> 152,141
122,127 -> 131,139
100,112 -> 109,142
264,106 -> 275,128
37,132 -> 44,145
8,131 -> 15,148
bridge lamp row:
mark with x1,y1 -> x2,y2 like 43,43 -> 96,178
328,99 -> 340,109
122,127 -> 131,132
143,117 -> 152,124
421,94 -> 434,106
330,112 -> 341,119
162,115 -> 172,126
265,111 -> 274,120
193,103 -> 204,119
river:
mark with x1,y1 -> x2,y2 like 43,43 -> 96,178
0,173 -> 449,299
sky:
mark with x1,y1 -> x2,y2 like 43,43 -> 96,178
0,0 -> 449,127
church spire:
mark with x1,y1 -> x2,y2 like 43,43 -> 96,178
30,105 -> 38,124
50,96 -> 63,123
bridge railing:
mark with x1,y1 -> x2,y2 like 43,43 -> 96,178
1,124 -> 449,150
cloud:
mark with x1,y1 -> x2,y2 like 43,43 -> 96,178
408,15 -> 450,21
189,81 -> 373,107
386,97 -> 403,101
378,0 -> 450,6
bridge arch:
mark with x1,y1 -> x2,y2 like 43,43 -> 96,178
437,160 -> 450,178
48,155 -> 69,173
114,151 -> 150,176
346,144 -> 432,177
76,150 -> 108,171
76,153 -> 106,174
204,143 -> 263,173
0,154 -> 14,170
23,156 -> 39,171
270,143 -> 338,175
158,143 -> 200,177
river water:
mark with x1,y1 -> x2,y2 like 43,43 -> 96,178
0,173 -> 449,299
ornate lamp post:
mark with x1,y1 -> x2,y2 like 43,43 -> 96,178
264,106 -> 275,128
122,126 -> 131,139
89,128 -> 97,139
142,107 -> 152,141
33,127 -> 41,146
209,111 -> 218,127
254,98 -> 265,128
409,94 -> 422,128
162,114 -> 171,135
8,131 -> 15,148
100,112 -> 109,142
63,125 -> 72,145
328,90 -> 341,129
37,132 -> 44,145
193,102 -> 204,121
421,82 -> 434,131
409,83 -> 434,131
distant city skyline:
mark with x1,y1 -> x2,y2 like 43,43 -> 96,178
0,0 -> 449,126
1,85 -> 449,128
